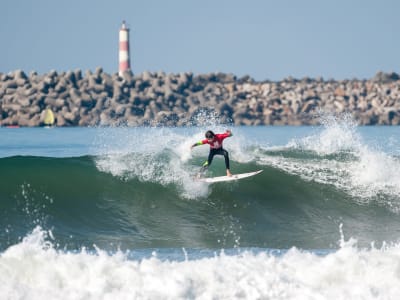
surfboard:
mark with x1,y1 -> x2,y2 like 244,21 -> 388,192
197,170 -> 263,183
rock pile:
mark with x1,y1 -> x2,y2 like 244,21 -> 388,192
1,68 -> 400,126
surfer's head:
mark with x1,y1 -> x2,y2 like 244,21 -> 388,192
205,130 -> 215,141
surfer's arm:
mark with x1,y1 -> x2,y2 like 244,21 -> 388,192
221,130 -> 232,139
190,141 -> 204,150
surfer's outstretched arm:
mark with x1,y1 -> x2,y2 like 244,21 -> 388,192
190,141 -> 203,150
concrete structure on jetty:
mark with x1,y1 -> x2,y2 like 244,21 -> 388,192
0,69 -> 400,126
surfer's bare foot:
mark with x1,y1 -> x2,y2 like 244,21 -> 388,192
227,170 -> 232,177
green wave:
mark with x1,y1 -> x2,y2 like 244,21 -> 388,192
1,155 -> 400,252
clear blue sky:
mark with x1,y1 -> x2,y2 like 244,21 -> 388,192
1,0 -> 399,81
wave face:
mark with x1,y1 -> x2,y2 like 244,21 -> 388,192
2,120 -> 400,252
3,118 -> 400,299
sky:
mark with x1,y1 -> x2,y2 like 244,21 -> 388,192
1,0 -> 399,81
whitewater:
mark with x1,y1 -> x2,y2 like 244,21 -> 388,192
2,226 -> 400,299
2,115 -> 400,299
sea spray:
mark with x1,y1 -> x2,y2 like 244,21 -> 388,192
94,127 -> 211,199
259,113 -> 400,212
289,112 -> 360,155
93,119 -> 251,199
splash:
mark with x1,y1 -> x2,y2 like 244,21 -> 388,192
95,127 -> 210,199
187,108 -> 232,127
93,109 -> 250,199
348,146 -> 400,203
260,113 -> 400,211
289,112 -> 360,155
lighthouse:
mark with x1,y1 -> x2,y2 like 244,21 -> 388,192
119,21 -> 131,76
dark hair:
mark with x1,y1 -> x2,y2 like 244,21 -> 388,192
205,130 -> 215,139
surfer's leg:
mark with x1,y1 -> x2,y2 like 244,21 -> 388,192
221,149 -> 231,176
222,150 -> 230,170
215,148 -> 231,176
200,150 -> 216,173
207,149 -> 216,167
200,160 -> 209,173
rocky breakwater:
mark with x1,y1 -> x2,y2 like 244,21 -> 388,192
0,69 -> 400,126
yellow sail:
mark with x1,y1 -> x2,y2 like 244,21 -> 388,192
43,108 -> 55,126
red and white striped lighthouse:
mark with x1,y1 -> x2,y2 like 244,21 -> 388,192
119,21 -> 131,76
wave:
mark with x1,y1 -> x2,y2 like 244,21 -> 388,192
1,147 -> 400,251
2,116 -> 400,250
1,147 -> 398,206
1,226 -> 400,300
3,115 -> 400,298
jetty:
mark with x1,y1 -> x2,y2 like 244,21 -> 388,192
0,69 -> 399,126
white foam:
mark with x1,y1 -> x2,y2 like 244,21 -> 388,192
94,126 -> 255,199
94,127 -> 218,199
289,113 -> 360,155
348,146 -> 400,201
2,226 -> 400,299
260,114 -> 400,211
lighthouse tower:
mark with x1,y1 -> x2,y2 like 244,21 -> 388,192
119,21 -> 131,76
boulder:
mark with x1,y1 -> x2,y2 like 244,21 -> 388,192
54,78 -> 68,93
74,69 -> 82,81
14,69 -> 28,80
5,80 -> 18,89
27,105 -> 41,115
24,87 -> 38,97
301,100 -> 316,113
63,111 -> 79,124
373,71 -> 400,83
16,97 -> 31,107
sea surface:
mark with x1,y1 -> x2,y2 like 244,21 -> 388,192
1,115 -> 400,299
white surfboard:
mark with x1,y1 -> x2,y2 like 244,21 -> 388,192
197,170 -> 263,183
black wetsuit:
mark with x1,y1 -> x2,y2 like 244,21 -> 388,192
201,148 -> 230,172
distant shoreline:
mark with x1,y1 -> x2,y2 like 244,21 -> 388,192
1,69 -> 399,126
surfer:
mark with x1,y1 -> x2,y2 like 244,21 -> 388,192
190,129 -> 233,177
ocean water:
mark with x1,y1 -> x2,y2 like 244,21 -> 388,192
1,116 -> 400,299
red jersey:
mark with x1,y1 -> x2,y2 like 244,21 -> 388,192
201,132 -> 231,149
